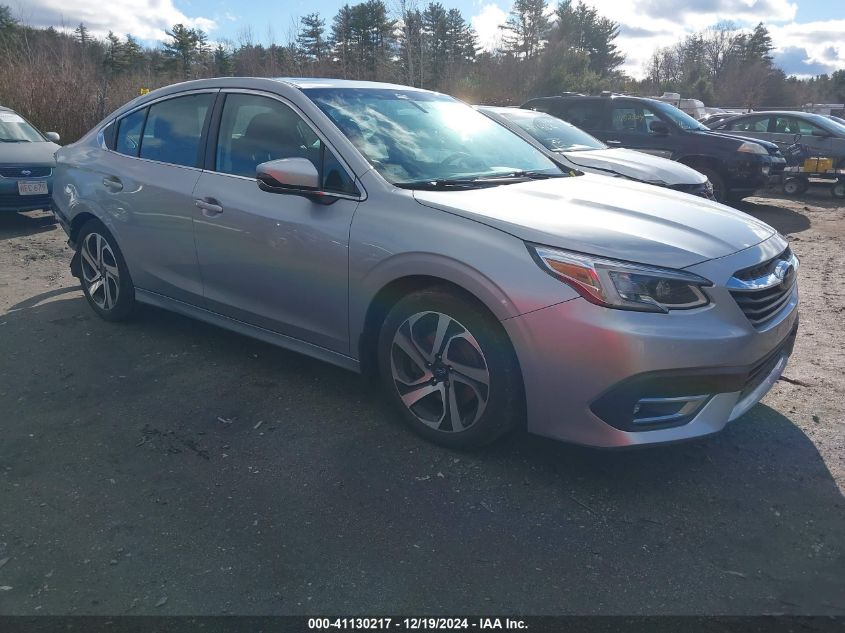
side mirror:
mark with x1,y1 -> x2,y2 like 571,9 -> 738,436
811,129 -> 831,138
256,157 -> 337,204
45,132 -> 60,143
649,121 -> 669,136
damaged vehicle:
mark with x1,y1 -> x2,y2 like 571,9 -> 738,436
52,78 -> 798,449
478,105 -> 714,199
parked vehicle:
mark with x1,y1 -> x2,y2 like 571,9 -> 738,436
0,106 -> 60,214
650,92 -> 706,120
521,94 -> 786,202
710,111 -> 845,168
53,78 -> 799,449
477,106 -> 714,199
700,112 -> 742,128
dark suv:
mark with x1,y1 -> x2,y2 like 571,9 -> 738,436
521,95 -> 785,202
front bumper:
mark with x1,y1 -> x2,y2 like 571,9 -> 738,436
504,238 -> 799,448
0,176 -> 53,212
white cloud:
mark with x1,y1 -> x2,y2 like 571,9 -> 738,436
11,0 -> 217,41
768,20 -> 845,76
471,3 -> 508,52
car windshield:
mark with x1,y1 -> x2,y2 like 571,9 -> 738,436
304,88 -> 563,186
493,109 -> 606,152
808,113 -> 845,136
649,101 -> 709,131
0,111 -> 44,142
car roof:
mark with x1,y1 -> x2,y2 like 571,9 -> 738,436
275,77 -> 431,92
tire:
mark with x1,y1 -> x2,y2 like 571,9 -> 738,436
77,218 -> 136,321
693,167 -> 727,203
783,177 -> 808,196
377,286 -> 523,449
832,181 -> 845,199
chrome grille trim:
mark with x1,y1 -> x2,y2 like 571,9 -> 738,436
728,247 -> 798,327
0,166 -> 53,178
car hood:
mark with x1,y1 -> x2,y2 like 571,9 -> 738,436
561,148 -> 706,186
412,174 -> 775,269
694,129 -> 780,151
0,141 -> 60,166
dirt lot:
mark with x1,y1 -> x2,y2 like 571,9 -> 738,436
0,190 -> 843,615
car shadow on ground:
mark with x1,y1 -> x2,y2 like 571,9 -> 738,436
736,198 -> 811,235
2,289 -> 843,615
0,209 -> 56,240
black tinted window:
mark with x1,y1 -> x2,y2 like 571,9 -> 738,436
216,93 -> 356,194
562,102 -> 604,130
115,108 -> 147,157
139,94 -> 213,167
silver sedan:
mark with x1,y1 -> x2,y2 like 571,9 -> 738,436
52,78 -> 799,449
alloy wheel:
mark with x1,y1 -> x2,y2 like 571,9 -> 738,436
80,232 -> 120,311
390,311 -> 490,433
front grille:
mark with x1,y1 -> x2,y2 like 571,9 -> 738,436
0,166 -> 52,178
729,247 -> 797,327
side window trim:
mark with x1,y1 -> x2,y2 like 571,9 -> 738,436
207,88 -> 364,199
103,89 -> 219,170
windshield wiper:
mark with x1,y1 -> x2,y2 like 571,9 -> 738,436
395,171 -> 565,190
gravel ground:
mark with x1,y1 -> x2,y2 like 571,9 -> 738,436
0,191 -> 843,616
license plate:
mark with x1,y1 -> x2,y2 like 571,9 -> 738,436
18,181 -> 48,196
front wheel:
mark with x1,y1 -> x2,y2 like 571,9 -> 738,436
77,219 -> 136,321
377,287 -> 523,449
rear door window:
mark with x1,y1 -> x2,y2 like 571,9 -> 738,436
139,93 -> 214,167
727,115 -> 770,132
115,108 -> 147,157
561,101 -> 605,130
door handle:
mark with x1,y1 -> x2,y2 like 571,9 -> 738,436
102,176 -> 123,192
606,139 -> 622,145
195,198 -> 223,216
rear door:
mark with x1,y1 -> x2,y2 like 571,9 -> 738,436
96,91 -> 216,305
606,100 -> 674,158
191,90 -> 362,354
555,99 -> 608,138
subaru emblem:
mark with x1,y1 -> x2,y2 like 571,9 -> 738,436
21,169 -> 31,176
774,260 -> 795,289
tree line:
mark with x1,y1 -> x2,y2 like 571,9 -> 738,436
0,1 -> 843,142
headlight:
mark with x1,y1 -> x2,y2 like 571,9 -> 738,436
530,246 -> 712,313
737,141 -> 767,155
762,164 -> 771,175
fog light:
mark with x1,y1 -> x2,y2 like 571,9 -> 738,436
632,395 -> 709,426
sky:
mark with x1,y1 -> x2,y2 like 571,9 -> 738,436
8,0 -> 843,80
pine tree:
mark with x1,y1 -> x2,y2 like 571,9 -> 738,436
298,13 -> 329,62
73,23 -> 90,47
213,44 -> 233,76
500,0 -> 549,60
164,24 -> 200,79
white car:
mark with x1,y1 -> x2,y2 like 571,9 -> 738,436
478,105 -> 714,199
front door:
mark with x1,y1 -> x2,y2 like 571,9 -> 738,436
191,91 -> 361,354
